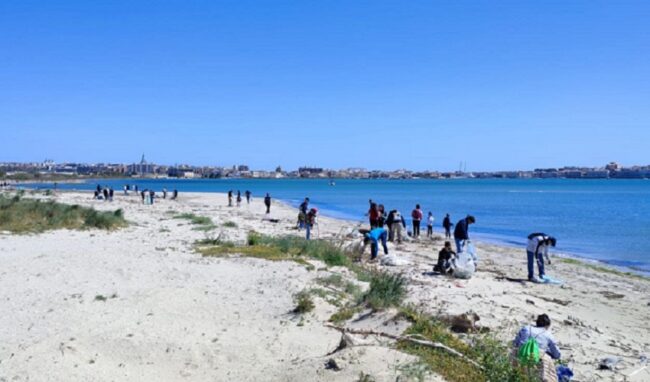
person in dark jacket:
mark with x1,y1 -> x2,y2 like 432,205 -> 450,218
228,190 -> 233,207
454,215 -> 475,252
434,241 -> 456,274
245,190 -> 251,204
264,193 -> 271,214
442,213 -> 453,239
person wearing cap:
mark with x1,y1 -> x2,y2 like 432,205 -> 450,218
453,215 -> 476,252
526,233 -> 557,282
365,227 -> 388,261
305,207 -> 318,240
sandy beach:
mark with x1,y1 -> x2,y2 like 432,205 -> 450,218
1,190 -> 648,382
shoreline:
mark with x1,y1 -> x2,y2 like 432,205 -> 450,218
21,186 -> 650,279
1,190 -> 649,381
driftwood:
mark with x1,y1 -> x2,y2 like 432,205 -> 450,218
324,324 -> 483,369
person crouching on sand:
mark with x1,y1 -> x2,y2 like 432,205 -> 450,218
364,227 -> 388,261
526,233 -> 556,282
434,241 -> 456,274
513,314 -> 561,382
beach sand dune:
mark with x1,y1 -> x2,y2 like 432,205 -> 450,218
0,191 -> 648,381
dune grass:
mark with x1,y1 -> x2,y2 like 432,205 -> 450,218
0,194 -> 127,233
173,212 -> 213,226
363,271 -> 406,310
397,307 -> 539,382
197,232 -> 353,270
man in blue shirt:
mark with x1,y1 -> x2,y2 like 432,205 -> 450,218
365,227 -> 388,260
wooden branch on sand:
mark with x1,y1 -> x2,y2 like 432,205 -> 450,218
324,324 -> 483,370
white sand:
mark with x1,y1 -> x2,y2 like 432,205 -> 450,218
0,190 -> 648,381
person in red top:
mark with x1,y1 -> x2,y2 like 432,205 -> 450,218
411,204 -> 423,238
368,202 -> 380,229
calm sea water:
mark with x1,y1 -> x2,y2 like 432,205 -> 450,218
24,178 -> 650,273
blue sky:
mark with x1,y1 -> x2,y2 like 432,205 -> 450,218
1,1 -> 648,171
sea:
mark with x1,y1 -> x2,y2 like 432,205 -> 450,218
22,178 -> 650,274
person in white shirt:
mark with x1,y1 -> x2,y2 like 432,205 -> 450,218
426,212 -> 435,237
526,233 -> 557,282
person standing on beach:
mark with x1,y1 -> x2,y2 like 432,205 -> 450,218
411,204 -> 423,238
305,208 -> 318,240
124,185 -> 128,195
172,189 -> 178,200
443,214 -> 453,239
389,210 -> 406,243
228,190 -> 233,207
426,212 -> 435,237
378,204 -> 387,227
264,193 -> 272,214
453,215 -> 475,252
245,190 -> 251,204
149,190 -> 155,205
368,202 -> 380,229
102,188 -> 109,201
236,190 -> 242,207
108,187 -> 114,202
526,233 -> 557,282
298,197 -> 310,230
162,188 -> 167,199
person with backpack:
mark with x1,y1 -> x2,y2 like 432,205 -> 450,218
305,208 -> 318,240
513,314 -> 561,382
388,210 -> 407,243
526,233 -> 557,282
442,213 -> 453,239
426,212 -> 435,237
411,204 -> 423,238
264,193 -> 272,214
453,215 -> 475,252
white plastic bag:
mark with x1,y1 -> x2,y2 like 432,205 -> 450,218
381,254 -> 409,266
451,250 -> 476,279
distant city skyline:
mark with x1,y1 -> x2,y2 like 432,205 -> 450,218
2,1 -> 649,171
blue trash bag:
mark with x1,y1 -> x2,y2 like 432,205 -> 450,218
557,365 -> 574,382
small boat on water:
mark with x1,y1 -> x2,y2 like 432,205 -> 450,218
329,179 -> 336,186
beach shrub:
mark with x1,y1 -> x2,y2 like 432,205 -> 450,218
292,290 -> 315,314
362,271 -> 406,310
222,221 -> 238,228
0,194 -> 126,233
398,306 -> 539,382
173,212 -> 212,226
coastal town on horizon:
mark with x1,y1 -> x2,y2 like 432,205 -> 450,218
1,155 -> 650,180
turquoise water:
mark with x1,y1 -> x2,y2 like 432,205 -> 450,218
25,178 -> 650,273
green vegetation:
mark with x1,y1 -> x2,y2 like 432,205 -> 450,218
397,307 -> 538,382
363,271 -> 406,310
197,232 -> 353,269
222,221 -> 238,228
0,194 -> 127,233
173,212 -> 215,231
560,257 -> 648,281
292,290 -> 315,314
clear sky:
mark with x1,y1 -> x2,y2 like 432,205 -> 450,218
1,1 -> 648,171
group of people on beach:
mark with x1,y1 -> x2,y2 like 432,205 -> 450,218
227,190 -> 252,207
94,184 -> 178,204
